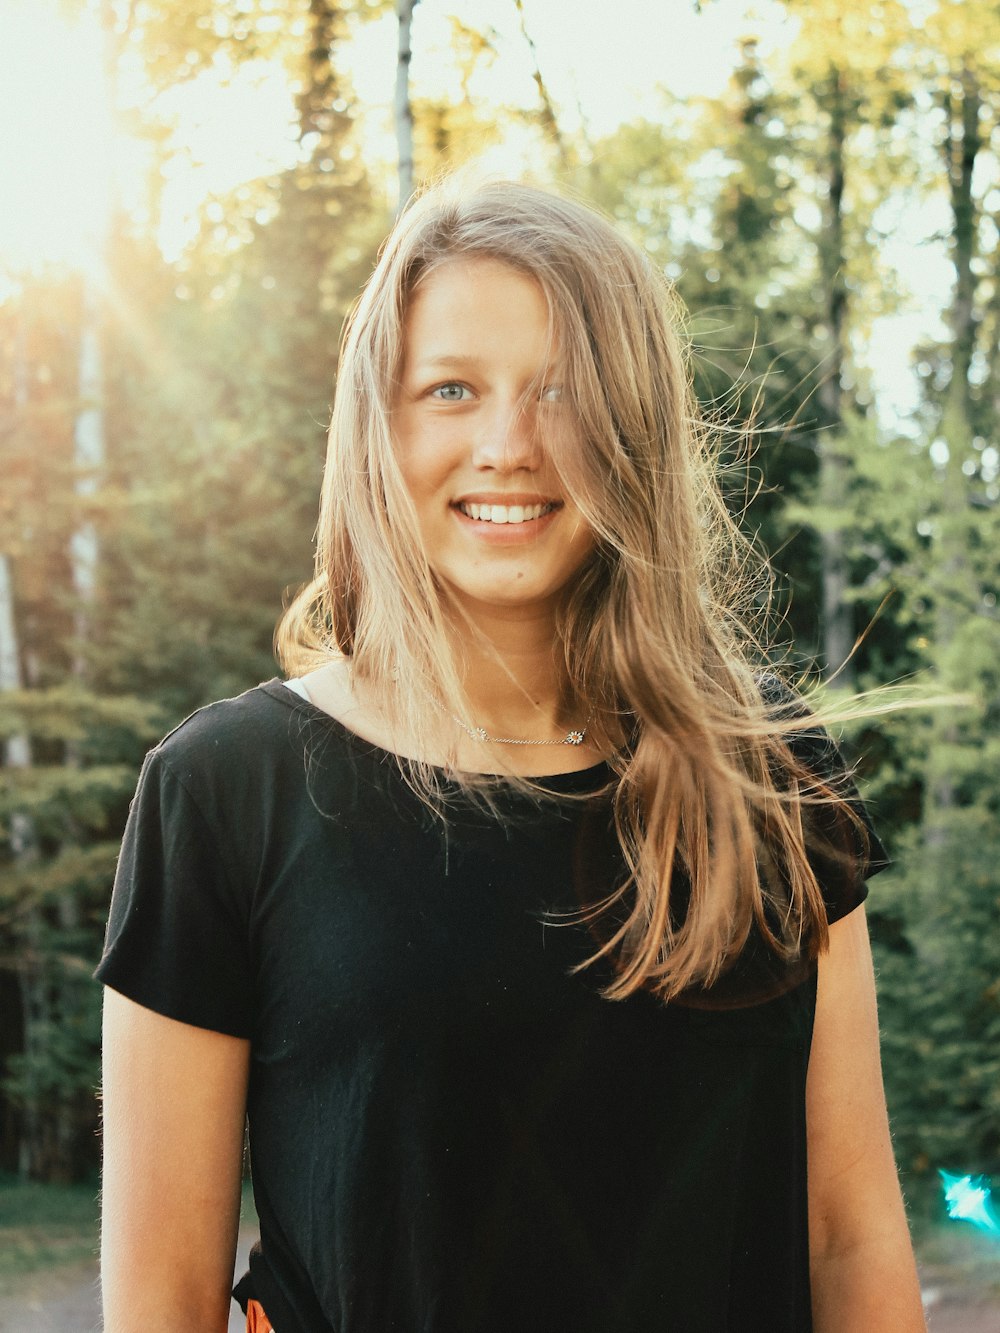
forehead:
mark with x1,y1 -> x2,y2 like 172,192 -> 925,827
401,257 -> 556,365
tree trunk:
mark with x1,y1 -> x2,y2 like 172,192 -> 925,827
925,65 -> 983,834
300,0 -> 345,148
70,275 -> 104,679
513,0 -> 569,169
1,314 -> 42,1178
0,558 -> 33,823
395,0 -> 418,214
815,68 -> 856,686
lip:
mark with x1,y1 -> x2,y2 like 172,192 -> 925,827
451,493 -> 561,507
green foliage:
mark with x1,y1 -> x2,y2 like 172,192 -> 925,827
0,688 -> 162,748
1,0 -> 998,1192
876,819 -> 1000,1177
4,972 -> 102,1122
0,681 -> 153,1179
0,0 -> 385,1181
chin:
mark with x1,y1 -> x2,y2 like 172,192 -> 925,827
447,582 -> 562,615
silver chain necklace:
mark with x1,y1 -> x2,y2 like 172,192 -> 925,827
451,712 -> 592,747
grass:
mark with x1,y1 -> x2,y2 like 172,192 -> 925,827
0,1175 -> 100,1288
0,1175 -> 258,1297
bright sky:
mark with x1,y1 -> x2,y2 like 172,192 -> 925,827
0,0 -> 114,272
353,0 -> 795,136
0,0 -> 959,425
0,0 -> 803,270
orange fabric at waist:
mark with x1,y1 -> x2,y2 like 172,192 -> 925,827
246,1297 -> 274,1332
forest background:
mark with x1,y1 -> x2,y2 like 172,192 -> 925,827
0,0 -> 997,1264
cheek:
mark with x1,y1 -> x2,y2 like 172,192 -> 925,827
565,505 -> 595,549
393,439 -> 430,501
396,459 -> 456,535
565,524 -> 597,578
397,423 -> 455,490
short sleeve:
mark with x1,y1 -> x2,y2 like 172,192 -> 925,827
95,747 -> 254,1037
789,724 -> 891,922
762,677 -> 891,925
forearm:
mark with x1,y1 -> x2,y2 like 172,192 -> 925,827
810,1234 -> 926,1332
807,912 -> 927,1331
100,1192 -> 242,1333
100,991 -> 250,1333
101,1279 -> 232,1333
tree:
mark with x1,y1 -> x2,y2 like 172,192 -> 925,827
513,0 -> 571,171
0,0 -> 386,1179
873,0 -> 1000,1184
0,267 -> 163,1178
395,0 -> 419,211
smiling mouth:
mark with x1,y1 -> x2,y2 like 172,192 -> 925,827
456,501 -> 559,525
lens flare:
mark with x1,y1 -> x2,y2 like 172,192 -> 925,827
939,1171 -> 1000,1237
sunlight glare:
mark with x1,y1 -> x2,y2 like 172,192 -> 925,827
0,1 -> 114,273
153,59 -> 299,263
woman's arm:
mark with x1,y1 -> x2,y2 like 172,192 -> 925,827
100,987 -> 251,1333
806,904 -> 926,1331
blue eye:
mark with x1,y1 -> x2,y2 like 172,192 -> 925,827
431,383 -> 471,401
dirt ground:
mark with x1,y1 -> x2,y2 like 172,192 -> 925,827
922,1286 -> 1000,1332
0,1226 -> 255,1332
0,1245 -> 996,1330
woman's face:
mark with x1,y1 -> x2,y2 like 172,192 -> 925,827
392,257 -> 594,623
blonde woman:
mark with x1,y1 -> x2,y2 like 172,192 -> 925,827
98,180 -> 925,1332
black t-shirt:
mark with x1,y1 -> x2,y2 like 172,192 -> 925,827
96,679 -> 887,1333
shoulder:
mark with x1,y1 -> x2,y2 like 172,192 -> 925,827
142,680 -> 321,823
153,680 -> 298,776
759,674 -> 892,899
141,678 -> 371,838
754,671 -> 847,782
755,670 -> 811,725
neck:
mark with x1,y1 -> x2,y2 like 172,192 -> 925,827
311,600 -> 605,776
447,602 -> 578,739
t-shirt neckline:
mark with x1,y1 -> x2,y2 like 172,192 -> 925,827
259,678 -> 613,790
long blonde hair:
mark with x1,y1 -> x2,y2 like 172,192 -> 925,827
278,177 -> 865,1000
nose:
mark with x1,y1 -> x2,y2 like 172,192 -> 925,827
471,396 -> 542,473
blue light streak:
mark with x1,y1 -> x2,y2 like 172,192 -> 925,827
939,1171 -> 1000,1237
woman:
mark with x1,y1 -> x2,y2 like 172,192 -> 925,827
98,179 -> 925,1331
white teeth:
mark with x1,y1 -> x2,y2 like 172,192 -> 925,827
459,502 -> 552,524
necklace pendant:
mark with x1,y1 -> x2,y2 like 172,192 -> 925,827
565,730 -> 585,746
472,726 -> 489,742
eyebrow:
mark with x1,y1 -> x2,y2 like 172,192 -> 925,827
409,354 -> 562,375
410,354 -> 486,371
